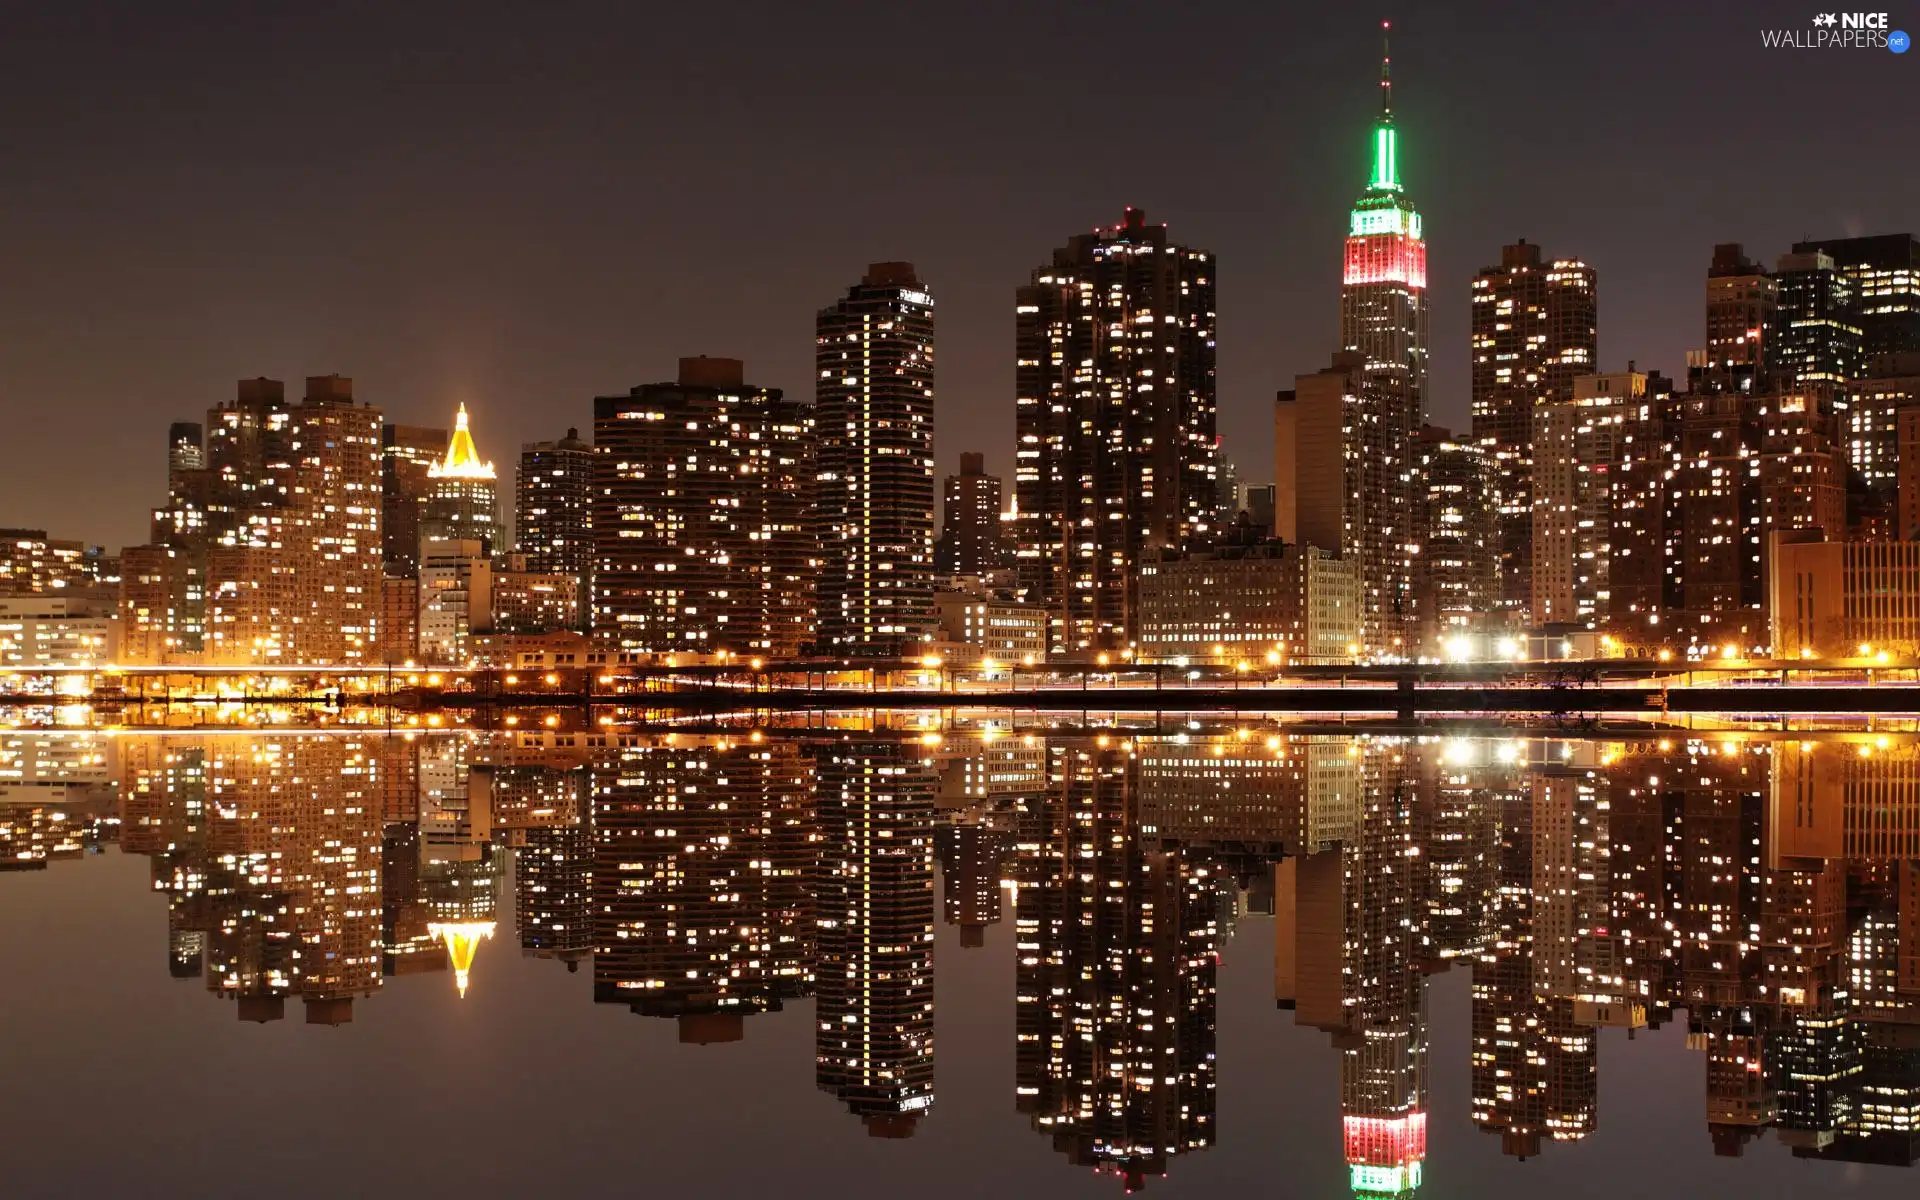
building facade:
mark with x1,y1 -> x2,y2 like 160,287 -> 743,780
939,452 -> 1004,576
420,405 -> 500,556
1470,241 -> 1598,613
591,357 -> 816,657
815,263 -> 937,657
1135,541 -> 1360,666
515,428 -> 593,623
1014,208 -> 1217,656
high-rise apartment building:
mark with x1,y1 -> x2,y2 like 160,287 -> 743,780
1277,353 -> 1410,654
815,263 -> 936,657
1531,370 -> 1643,626
591,357 -> 816,657
815,742 -> 937,1136
136,376 -> 383,667
419,405 -> 500,555
516,427 -> 593,621
1790,233 -> 1920,359
1014,208 -> 1217,656
939,452 -> 1003,576
1846,354 -> 1920,525
1696,244 -> 1777,393
1415,426 -> 1496,642
381,424 -> 446,574
1469,241 -> 1598,611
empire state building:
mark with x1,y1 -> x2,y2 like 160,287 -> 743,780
1341,23 -> 1429,414
1337,23 -> 1427,651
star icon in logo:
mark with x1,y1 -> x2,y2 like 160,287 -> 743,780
1813,12 -> 1838,25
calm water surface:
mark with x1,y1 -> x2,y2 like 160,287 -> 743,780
1,724 -> 1914,1198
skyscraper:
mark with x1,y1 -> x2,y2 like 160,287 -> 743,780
1530,370 -> 1643,626
1773,250 -> 1864,386
1414,426 -> 1496,642
1014,208 -> 1217,656
1277,353 -> 1409,654
1469,241 -> 1598,611
591,357 -> 816,657
1695,243 -> 1777,393
419,404 -> 500,555
815,742 -> 936,1136
939,452 -> 1004,576
515,427 -> 593,621
381,423 -> 447,575
1330,29 -> 1430,653
815,263 -> 936,657
1790,233 -> 1920,359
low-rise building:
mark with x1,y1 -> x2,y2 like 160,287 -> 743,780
1136,541 -> 1360,665
1769,532 -> 1920,659
0,596 -> 117,671
931,585 -> 1046,667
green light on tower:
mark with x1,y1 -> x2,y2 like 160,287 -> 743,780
1371,123 -> 1399,192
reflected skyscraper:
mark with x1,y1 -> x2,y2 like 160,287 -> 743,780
815,742 -> 936,1134
1012,746 -> 1218,1189
593,741 -> 816,1041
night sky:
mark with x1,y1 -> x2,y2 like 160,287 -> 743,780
1,0 -> 1912,549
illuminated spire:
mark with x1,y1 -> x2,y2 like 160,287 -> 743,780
429,921 -> 496,998
1366,19 -> 1401,193
1381,18 -> 1392,118
429,404 -> 497,480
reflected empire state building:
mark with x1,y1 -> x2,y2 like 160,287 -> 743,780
30,725 -> 1916,1178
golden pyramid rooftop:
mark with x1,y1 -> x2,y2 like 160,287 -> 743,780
428,404 -> 497,480
428,920 -> 497,998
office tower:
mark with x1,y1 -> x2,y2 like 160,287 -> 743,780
417,538 -> 490,666
1469,241 -> 1598,612
1773,250 -> 1864,386
939,452 -> 1004,577
1790,233 -> 1920,359
814,263 -> 937,657
515,428 -> 593,620
593,741 -> 815,1038
1415,426 -> 1496,642
592,357 -> 815,657
1014,207 -> 1218,656
419,404 -> 500,556
1012,746 -> 1217,1187
1530,370 -> 1642,626
1695,243 -> 1777,393
1845,354 -> 1920,526
815,742 -> 936,1135
1277,353 -> 1410,654
381,423 -> 447,575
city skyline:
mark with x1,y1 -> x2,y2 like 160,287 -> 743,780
3,4 -> 1913,549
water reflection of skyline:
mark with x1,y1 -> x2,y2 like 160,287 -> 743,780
3,727 -> 1918,1188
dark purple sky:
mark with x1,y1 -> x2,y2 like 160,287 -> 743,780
1,0 -> 1912,549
